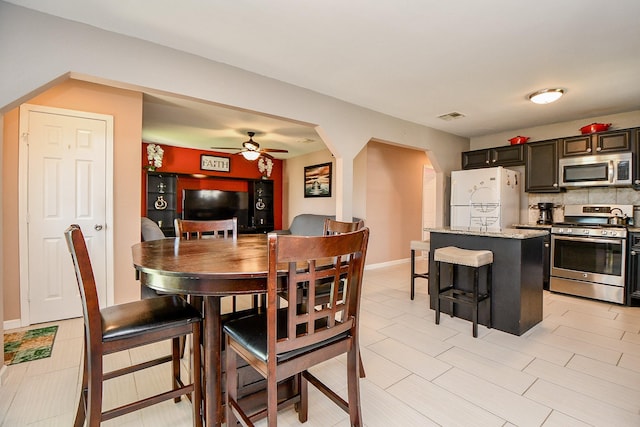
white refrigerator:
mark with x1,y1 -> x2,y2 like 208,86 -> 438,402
450,166 -> 520,232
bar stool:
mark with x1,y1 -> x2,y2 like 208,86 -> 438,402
434,246 -> 493,337
410,240 -> 430,300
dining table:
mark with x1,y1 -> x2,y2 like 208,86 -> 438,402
131,233 -> 274,427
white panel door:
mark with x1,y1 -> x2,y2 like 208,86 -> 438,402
24,108 -> 108,323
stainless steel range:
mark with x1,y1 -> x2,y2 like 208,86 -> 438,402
550,204 -> 632,304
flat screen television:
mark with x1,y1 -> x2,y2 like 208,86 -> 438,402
182,189 -> 249,230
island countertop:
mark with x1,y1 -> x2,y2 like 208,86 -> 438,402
426,226 -> 548,239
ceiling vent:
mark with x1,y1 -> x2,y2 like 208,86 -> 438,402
437,112 -> 465,121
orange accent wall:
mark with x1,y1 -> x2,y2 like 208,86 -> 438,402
142,143 -> 283,229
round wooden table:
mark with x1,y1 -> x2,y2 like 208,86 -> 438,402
132,234 -> 272,427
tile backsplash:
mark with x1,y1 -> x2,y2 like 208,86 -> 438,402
524,188 -> 640,224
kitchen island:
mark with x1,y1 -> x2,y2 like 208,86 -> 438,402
427,227 -> 547,336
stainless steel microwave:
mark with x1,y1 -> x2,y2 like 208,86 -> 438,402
558,152 -> 632,188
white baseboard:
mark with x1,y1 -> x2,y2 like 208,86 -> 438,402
365,257 -> 411,270
0,365 -> 7,386
3,318 -> 22,331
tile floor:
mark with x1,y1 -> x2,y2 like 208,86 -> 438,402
1,259 -> 640,426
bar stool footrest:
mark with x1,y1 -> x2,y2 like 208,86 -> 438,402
438,288 -> 489,304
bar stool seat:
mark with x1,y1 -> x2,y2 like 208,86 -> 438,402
434,246 -> 493,337
410,240 -> 430,300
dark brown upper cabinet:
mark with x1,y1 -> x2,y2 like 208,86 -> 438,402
560,130 -> 631,157
525,139 -> 561,193
462,145 -> 524,170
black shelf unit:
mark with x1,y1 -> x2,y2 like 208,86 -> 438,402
248,179 -> 274,233
146,172 -> 178,236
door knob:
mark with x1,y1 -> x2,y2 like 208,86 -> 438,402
94,224 -> 103,231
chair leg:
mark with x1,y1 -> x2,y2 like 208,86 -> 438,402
86,348 -> 104,427
346,346 -> 363,426
181,295 -> 203,359
434,261 -> 441,325
298,372 -> 309,423
192,324 -> 203,427
172,337 -> 182,403
449,264 -> 455,318
472,267 -> 479,338
267,375 -> 278,426
487,264 -> 493,330
74,346 -> 89,427
225,340 -> 239,427
358,353 -> 366,378
410,249 -> 416,300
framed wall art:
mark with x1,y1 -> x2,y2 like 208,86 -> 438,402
200,155 -> 230,172
304,162 -> 332,197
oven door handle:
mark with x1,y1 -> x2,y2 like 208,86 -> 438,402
552,235 -> 623,245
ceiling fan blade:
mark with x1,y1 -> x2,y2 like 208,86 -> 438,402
261,148 -> 289,153
210,147 -> 245,151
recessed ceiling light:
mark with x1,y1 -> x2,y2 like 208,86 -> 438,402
528,88 -> 564,104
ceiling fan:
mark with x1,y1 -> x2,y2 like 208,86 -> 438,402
212,131 -> 288,161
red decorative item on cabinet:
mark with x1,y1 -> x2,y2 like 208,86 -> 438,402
579,123 -> 611,134
508,136 -> 529,145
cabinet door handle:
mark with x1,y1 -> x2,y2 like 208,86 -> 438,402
632,251 -> 637,256
587,148 -> 592,153
596,146 -> 602,152
544,243 -> 550,248
553,183 -> 558,187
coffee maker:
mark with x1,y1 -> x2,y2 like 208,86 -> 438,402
536,202 -> 554,225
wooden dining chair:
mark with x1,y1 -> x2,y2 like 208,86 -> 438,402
174,217 -> 238,240
64,224 -> 202,427
174,217 -> 254,311
174,216 -> 257,368
224,228 -> 370,426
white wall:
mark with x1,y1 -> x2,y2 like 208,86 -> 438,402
0,3 -> 469,224
471,110 -> 640,150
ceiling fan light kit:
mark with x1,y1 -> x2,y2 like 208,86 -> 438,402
212,131 -> 289,161
241,150 -> 261,161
